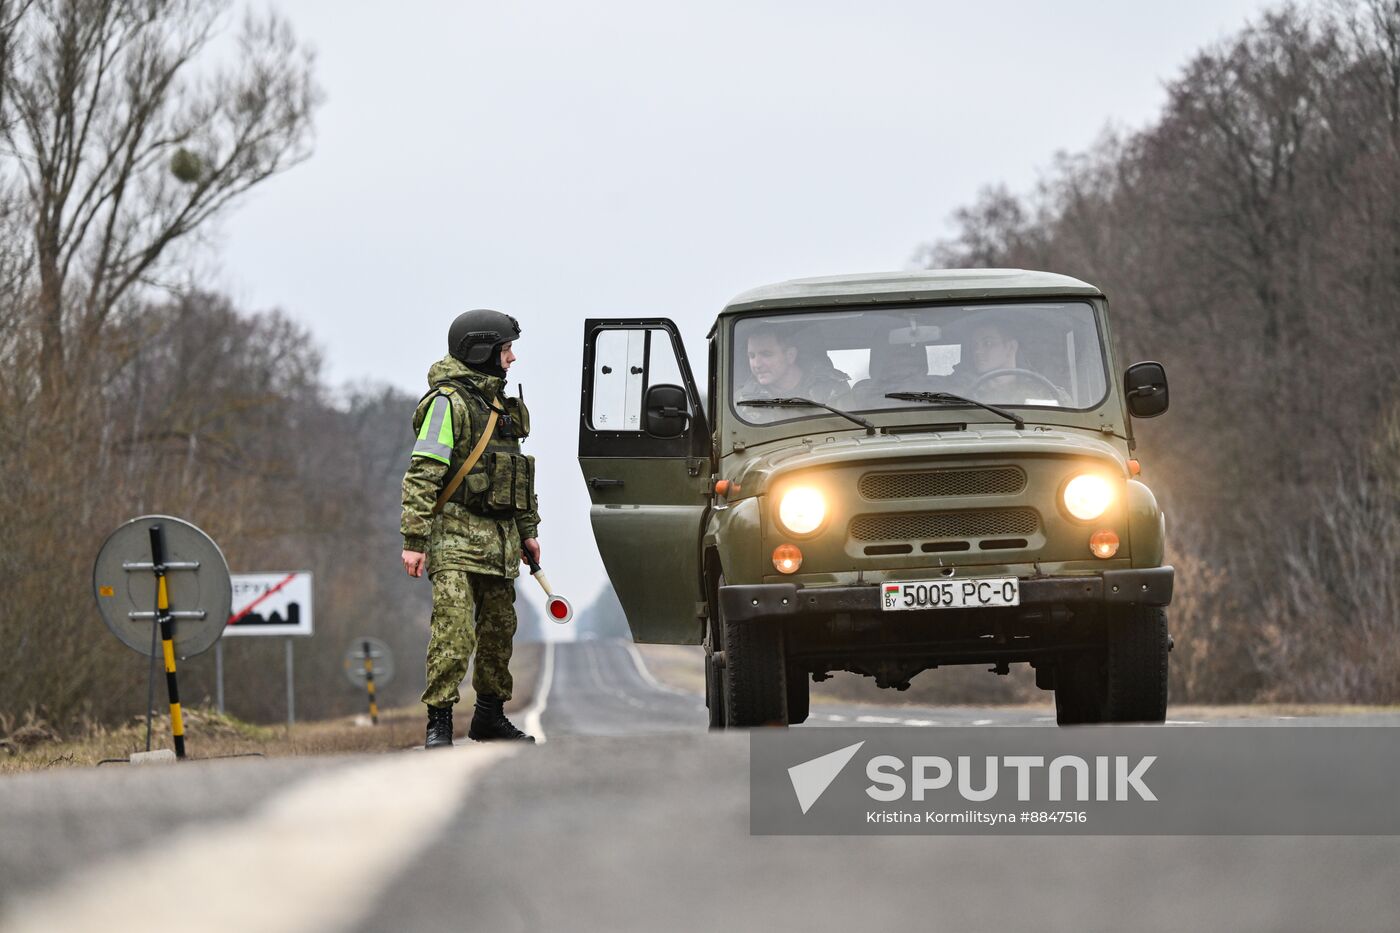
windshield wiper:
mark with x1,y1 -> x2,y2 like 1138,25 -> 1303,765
739,397 -> 876,435
885,391 -> 1025,429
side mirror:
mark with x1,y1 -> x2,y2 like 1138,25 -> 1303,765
1123,361 -> 1169,418
644,384 -> 690,438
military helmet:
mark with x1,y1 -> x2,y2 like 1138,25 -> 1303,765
448,309 -> 521,366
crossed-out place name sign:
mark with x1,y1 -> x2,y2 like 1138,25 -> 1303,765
226,572 -> 314,637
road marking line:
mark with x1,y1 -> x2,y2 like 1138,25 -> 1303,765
585,640 -> 648,709
3,746 -> 519,933
520,639 -> 554,744
901,719 -> 936,726
622,639 -> 696,697
972,719 -> 995,726
855,715 -> 903,724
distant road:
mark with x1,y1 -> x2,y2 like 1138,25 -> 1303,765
537,638 -> 1400,734
3,639 -> 1398,933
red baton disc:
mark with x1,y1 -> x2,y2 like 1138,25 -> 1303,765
546,596 -> 573,624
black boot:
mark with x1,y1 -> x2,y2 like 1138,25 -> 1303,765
425,704 -> 454,748
468,694 -> 535,742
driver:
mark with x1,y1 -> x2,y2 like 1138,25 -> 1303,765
940,317 -> 1069,405
737,325 -> 848,404
949,319 -> 1063,403
969,321 -> 1020,374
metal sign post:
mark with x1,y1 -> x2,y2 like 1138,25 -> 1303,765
147,526 -> 187,758
223,572 -> 314,728
285,638 -> 295,728
362,640 -> 379,725
214,640 -> 225,714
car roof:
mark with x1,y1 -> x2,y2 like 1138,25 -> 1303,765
718,268 -> 1103,319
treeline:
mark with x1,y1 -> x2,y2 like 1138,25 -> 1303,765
0,285 -> 449,723
921,0 -> 1400,702
0,1 -> 543,729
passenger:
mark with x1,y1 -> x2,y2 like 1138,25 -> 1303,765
737,325 -> 849,404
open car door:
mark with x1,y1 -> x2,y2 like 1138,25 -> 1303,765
578,319 -> 710,644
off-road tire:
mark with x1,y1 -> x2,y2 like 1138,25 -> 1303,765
1054,654 -> 1104,725
786,668 -> 810,725
718,576 -> 788,727
1103,605 -> 1169,723
704,621 -> 726,730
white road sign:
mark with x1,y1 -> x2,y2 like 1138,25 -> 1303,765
226,572 -> 314,637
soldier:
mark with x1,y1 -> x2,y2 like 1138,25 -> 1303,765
400,309 -> 541,747
737,325 -> 850,405
949,317 -> 1068,404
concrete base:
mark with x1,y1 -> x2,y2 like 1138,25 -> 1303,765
129,749 -> 177,765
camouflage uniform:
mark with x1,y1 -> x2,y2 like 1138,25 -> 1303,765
401,355 -> 540,707
736,362 -> 852,421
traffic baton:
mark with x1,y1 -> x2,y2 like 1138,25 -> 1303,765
523,550 -> 572,624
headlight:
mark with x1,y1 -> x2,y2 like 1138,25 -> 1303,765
1063,474 -> 1114,522
777,487 -> 826,536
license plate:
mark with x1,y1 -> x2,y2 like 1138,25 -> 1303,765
881,577 -> 1020,611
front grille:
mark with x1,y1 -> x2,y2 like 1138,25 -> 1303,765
849,507 -> 1040,542
858,467 -> 1026,500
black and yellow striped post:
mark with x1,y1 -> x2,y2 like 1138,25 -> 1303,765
362,640 -> 379,725
148,525 -> 187,759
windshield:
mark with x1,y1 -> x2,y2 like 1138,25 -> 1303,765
731,302 -> 1108,425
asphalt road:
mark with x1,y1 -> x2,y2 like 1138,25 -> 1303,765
3,639 -> 1399,933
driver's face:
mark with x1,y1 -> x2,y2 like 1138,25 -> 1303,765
747,334 -> 798,386
970,326 -> 1018,373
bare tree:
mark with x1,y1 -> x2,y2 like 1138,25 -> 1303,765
0,0 -> 319,401
919,0 -> 1400,704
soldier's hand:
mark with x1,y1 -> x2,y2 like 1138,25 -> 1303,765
402,550 -> 426,578
522,538 -> 541,566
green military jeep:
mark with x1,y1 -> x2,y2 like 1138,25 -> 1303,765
578,269 -> 1172,727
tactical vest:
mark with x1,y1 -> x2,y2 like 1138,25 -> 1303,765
412,380 -> 534,517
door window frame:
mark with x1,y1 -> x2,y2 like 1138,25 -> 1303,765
579,318 -> 709,460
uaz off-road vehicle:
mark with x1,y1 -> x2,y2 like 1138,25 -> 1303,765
578,270 -> 1171,727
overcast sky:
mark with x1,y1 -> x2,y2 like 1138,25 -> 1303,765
212,0 -> 1271,624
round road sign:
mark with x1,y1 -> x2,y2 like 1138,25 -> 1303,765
344,637 -> 395,689
93,515 -> 232,659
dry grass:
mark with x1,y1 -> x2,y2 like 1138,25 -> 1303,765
0,706 -> 421,774
0,643 -> 542,775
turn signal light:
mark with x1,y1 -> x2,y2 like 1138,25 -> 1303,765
714,479 -> 740,497
1089,530 -> 1120,559
1127,459 -> 1141,476
772,544 -> 803,574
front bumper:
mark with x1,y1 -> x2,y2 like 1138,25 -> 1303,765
719,566 -> 1174,624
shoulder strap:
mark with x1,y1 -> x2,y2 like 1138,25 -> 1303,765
432,408 -> 498,515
